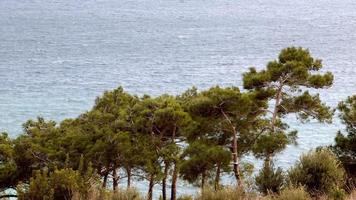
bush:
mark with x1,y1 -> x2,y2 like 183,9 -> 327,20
273,187 -> 311,200
255,161 -> 284,194
288,149 -> 345,196
329,187 -> 346,200
18,167 -> 97,200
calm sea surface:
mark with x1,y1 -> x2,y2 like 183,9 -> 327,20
1,0 -> 356,195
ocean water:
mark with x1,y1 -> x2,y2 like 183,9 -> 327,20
1,0 -> 356,196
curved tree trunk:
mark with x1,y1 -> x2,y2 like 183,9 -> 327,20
231,126 -> 243,188
221,110 -> 243,188
214,163 -> 221,191
102,172 -> 109,188
162,161 -> 169,200
201,171 -> 206,190
126,167 -> 132,188
171,161 -> 178,200
147,175 -> 154,200
232,133 -> 243,188
113,169 -> 119,191
271,86 -> 283,130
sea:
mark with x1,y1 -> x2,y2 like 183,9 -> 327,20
1,0 -> 356,196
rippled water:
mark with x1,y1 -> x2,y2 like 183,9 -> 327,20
1,0 -> 356,195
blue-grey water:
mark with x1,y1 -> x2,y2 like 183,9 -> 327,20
1,0 -> 356,196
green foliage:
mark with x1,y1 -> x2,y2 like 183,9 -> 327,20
279,91 -> 333,123
0,132 -> 17,189
333,95 -> 356,174
243,47 -> 333,90
329,187 -> 346,200
186,86 -> 267,147
180,141 -> 231,188
253,131 -> 297,158
288,149 -> 345,196
184,86 -> 268,186
18,167 -> 97,200
255,161 -> 284,194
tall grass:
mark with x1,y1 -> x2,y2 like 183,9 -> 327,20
71,186 -> 356,200
72,187 -> 144,200
195,187 -> 260,200
271,187 -> 310,200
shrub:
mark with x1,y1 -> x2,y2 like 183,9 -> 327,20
255,161 -> 284,194
18,167 -> 98,200
329,187 -> 346,200
17,170 -> 55,200
288,149 -> 345,196
273,186 -> 311,200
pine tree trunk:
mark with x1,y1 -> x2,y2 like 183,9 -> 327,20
268,86 -> 283,164
113,169 -> 119,191
147,175 -> 154,200
221,110 -> 243,188
171,161 -> 178,200
162,161 -> 169,200
232,130 -> 243,188
127,167 -> 132,188
201,171 -> 206,190
102,172 -> 108,188
214,163 -> 221,191
271,86 -> 283,130
264,153 -> 272,171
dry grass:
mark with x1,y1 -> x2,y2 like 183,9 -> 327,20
71,186 -> 356,200
72,187 -> 144,200
195,187 -> 263,200
269,187 -> 311,200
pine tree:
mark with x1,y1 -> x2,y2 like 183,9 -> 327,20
243,47 -> 334,162
185,86 -> 268,187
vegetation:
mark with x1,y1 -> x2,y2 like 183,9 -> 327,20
333,95 -> 356,181
255,161 -> 284,194
1,47 -> 356,199
272,187 -> 310,200
288,149 -> 345,196
243,47 -> 333,162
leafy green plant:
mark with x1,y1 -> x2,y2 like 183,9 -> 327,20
18,167 -> 98,200
329,187 -> 346,200
255,161 -> 284,194
288,149 -> 345,196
